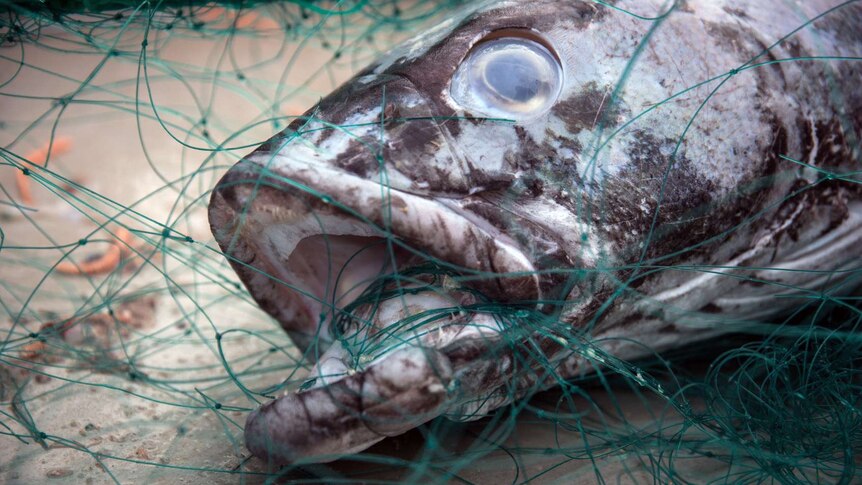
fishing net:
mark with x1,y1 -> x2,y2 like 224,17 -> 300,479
1,1 -> 860,483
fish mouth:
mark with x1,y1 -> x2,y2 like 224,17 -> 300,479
208,71 -> 544,464
210,159 -> 543,462
209,153 -> 540,352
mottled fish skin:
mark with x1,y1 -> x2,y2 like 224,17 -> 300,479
209,0 -> 862,464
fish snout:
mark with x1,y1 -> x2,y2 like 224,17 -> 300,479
271,75 -> 481,195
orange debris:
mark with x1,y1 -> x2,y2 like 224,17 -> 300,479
15,136 -> 73,206
56,227 -> 136,276
20,340 -> 47,361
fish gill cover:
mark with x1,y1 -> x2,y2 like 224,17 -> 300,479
0,0 -> 861,483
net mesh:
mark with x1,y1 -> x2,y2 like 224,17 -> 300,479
1,1 -> 860,483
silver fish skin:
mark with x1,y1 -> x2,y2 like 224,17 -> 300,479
208,0 -> 862,464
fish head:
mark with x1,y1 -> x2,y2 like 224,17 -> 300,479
210,0 -> 783,351
206,0 -> 853,464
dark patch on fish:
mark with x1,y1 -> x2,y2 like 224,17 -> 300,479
814,118 -> 856,166
813,3 -> 862,44
254,136 -> 282,156
510,126 -> 584,188
722,6 -> 749,19
335,142 -> 378,178
384,106 -> 455,184
783,38 -> 804,59
699,303 -> 723,314
598,130 -> 717,259
552,82 -> 623,135
703,20 -> 755,57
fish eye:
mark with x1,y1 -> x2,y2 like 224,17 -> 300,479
450,31 -> 563,120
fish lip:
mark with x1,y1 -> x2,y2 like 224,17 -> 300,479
209,154 -> 541,348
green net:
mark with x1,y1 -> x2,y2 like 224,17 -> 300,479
1,1 -> 861,483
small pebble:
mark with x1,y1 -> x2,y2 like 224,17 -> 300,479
46,468 -> 73,478
108,432 -> 135,443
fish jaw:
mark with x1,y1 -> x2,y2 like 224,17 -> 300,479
243,346 -> 456,464
208,75 -> 552,465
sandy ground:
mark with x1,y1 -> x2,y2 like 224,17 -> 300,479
0,14 -> 733,484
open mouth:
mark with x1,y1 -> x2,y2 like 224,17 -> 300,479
206,137 -> 552,464
283,234 -> 417,331
209,155 -> 541,352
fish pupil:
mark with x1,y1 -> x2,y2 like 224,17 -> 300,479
484,53 -> 542,103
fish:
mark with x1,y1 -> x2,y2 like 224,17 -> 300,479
208,0 -> 862,464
